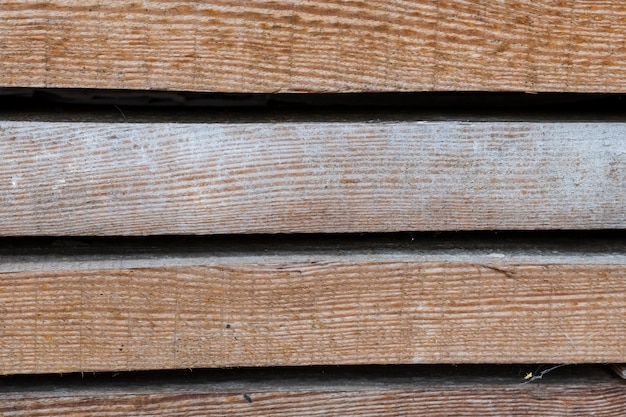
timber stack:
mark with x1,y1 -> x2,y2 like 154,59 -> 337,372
0,1 -> 624,415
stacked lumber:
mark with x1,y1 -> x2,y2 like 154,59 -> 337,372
1,0 -> 625,414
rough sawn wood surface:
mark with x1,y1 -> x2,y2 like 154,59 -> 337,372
1,1 -> 626,92
2,239 -> 625,374
0,120 -> 624,235
1,375 -> 624,416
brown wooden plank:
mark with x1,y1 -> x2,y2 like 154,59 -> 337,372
0,120 -> 624,235
0,367 -> 624,416
1,239 -> 625,374
1,1 -> 626,93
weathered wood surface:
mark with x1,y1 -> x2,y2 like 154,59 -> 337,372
1,1 -> 625,93
1,237 -> 625,374
4,385 -> 624,417
1,121 -> 624,235
0,367 -> 624,416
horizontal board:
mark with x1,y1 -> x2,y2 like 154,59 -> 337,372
0,120 -> 624,235
1,238 -> 625,374
0,366 -> 624,416
1,1 -> 626,92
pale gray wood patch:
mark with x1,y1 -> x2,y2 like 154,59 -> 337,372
0,121 -> 624,235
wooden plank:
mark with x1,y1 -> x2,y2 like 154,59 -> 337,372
0,366 -> 624,416
1,1 -> 626,93
0,120 -> 624,235
1,237 -> 625,374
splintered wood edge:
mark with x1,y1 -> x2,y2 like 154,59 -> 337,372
0,120 -> 625,235
0,367 -> 623,416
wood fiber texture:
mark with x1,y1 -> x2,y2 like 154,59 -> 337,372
0,121 -> 624,235
1,244 -> 625,374
1,378 -> 624,416
1,1 -> 626,92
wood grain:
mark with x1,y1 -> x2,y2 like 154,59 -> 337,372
1,242 -> 625,374
4,386 -> 624,417
1,120 -> 624,235
0,367 -> 624,416
1,1 -> 626,92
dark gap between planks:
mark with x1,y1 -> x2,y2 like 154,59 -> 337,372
0,231 -> 625,260
1,89 -> 626,122
0,364 -> 619,392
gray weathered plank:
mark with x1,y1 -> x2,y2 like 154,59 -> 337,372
0,121 -> 624,235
